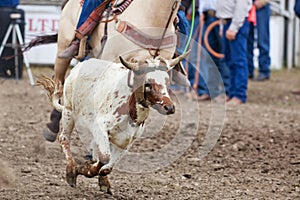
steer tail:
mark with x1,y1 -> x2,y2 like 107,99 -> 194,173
37,75 -> 64,112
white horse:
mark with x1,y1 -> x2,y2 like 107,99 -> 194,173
55,0 -> 184,83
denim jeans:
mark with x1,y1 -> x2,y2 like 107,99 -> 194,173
203,15 -> 230,98
223,19 -> 250,103
247,4 -> 271,78
186,14 -> 230,97
77,0 -> 104,29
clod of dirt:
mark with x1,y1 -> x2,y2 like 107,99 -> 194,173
0,159 -> 15,189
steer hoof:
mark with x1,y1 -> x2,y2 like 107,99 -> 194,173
66,170 -> 77,187
100,185 -> 112,195
99,166 -> 112,176
99,176 -> 112,195
43,128 -> 58,142
66,161 -> 77,187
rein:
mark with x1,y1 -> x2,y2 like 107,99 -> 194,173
153,0 -> 179,58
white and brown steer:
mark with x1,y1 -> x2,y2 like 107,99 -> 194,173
38,53 -> 188,194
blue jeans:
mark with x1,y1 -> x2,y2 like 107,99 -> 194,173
203,15 -> 230,98
186,14 -> 230,97
77,0 -> 103,29
247,4 -> 271,78
223,19 -> 249,103
176,10 -> 190,55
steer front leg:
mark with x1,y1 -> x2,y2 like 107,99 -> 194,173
99,144 -> 122,175
76,127 -> 111,179
99,175 -> 112,194
98,144 -> 124,195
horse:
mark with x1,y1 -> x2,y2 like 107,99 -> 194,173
28,0 -> 189,142
55,0 -> 184,83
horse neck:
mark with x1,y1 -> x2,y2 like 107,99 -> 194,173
120,0 -> 180,30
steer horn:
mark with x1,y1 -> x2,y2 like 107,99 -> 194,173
119,56 -> 139,71
167,50 -> 191,67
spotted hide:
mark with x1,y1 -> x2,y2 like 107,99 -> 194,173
38,52 -> 188,194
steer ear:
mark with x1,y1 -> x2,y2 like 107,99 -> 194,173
167,50 -> 191,67
171,70 -> 191,87
119,56 -> 139,71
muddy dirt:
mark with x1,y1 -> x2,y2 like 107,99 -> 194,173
0,67 -> 300,199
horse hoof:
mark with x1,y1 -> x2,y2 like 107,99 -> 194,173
43,128 -> 58,142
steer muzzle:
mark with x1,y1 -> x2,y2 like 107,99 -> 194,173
163,104 -> 175,115
153,102 -> 175,115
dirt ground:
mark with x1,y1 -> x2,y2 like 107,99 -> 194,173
0,66 -> 300,200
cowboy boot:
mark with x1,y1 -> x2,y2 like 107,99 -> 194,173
58,0 -> 112,59
43,108 -> 62,142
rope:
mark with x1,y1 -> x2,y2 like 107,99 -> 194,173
183,0 -> 195,54
193,15 -> 203,92
203,20 -> 224,59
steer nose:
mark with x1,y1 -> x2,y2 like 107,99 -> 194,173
164,104 -> 175,114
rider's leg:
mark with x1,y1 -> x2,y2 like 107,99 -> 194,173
59,0 -> 105,58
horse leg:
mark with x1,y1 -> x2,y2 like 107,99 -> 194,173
43,57 -> 72,142
57,107 -> 77,187
54,57 -> 72,84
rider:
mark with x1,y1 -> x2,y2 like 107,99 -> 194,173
59,0 -> 133,58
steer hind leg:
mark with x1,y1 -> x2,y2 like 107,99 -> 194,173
57,107 -> 77,187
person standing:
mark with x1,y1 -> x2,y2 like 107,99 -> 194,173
184,0 -> 230,101
247,0 -> 271,81
216,0 -> 252,105
198,0 -> 230,101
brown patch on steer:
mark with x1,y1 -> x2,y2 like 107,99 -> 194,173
146,78 -> 173,108
113,94 -> 137,122
146,79 -> 164,104
162,96 -> 173,105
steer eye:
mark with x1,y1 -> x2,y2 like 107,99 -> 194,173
145,83 -> 152,91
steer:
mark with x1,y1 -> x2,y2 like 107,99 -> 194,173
38,52 -> 188,194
